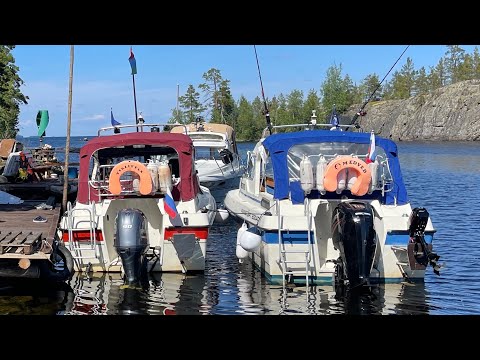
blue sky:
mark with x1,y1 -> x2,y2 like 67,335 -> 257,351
12,45 -> 478,137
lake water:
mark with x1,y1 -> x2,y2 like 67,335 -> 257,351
1,137 -> 479,315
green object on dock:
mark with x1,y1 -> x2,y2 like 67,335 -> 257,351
36,110 -> 49,137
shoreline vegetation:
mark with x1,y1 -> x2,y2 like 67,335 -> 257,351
3,46 -> 480,142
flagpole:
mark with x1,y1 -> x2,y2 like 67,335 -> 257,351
132,73 -> 138,132
62,45 -> 74,213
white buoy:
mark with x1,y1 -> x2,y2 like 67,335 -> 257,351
316,155 -> 327,193
236,223 -> 249,260
239,227 -> 262,251
300,155 -> 314,194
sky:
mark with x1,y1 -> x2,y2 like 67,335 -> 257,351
11,45 -> 479,137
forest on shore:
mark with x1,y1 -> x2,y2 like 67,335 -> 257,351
169,45 -> 480,141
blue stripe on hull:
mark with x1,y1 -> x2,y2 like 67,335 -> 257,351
263,230 -> 314,244
385,232 -> 434,245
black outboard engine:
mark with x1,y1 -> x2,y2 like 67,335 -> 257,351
114,209 -> 149,286
408,207 -> 441,275
332,202 -> 377,288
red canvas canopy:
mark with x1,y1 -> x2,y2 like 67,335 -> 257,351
77,132 -> 200,204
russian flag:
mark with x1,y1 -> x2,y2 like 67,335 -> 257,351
365,130 -> 377,164
164,187 -> 182,226
129,47 -> 137,75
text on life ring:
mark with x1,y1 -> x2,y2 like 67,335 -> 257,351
108,160 -> 153,195
323,156 -> 371,196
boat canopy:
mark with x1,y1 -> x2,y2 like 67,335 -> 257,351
77,132 -> 200,204
171,123 -> 234,141
262,130 -> 408,205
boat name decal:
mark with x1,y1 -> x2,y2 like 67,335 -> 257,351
334,158 -> 368,174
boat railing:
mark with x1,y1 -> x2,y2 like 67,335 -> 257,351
97,123 -> 188,136
263,123 -> 364,136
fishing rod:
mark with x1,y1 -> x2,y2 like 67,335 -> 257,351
253,45 -> 272,134
349,45 -> 410,128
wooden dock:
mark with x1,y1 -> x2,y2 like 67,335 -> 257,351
0,202 -> 61,259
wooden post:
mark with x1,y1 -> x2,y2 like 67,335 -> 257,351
62,45 -> 74,213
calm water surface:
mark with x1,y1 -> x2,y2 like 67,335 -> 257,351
1,137 -> 479,315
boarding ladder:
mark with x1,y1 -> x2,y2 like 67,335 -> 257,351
66,201 -> 100,271
276,198 -> 313,293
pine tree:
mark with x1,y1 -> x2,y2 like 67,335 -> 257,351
444,45 -> 466,84
414,66 -> 429,96
199,68 -> 223,123
0,45 -> 28,139
301,89 -> 321,122
179,85 -> 206,124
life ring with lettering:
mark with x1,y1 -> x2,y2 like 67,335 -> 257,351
323,156 -> 372,196
108,160 -> 153,195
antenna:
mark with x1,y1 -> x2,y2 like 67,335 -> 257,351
253,45 -> 271,134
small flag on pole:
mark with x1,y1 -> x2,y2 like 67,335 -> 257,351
128,47 -> 137,75
164,187 -> 183,226
330,104 -> 339,128
366,130 -> 377,164
111,108 -> 121,126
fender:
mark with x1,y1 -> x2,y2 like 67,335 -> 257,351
108,160 -> 153,195
323,156 -> 372,196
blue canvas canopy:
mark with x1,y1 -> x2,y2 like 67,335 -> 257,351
262,130 -> 408,205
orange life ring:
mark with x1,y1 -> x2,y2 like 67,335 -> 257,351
108,160 -> 153,195
323,156 -> 372,196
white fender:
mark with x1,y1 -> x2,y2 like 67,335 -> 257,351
300,155 -> 314,194
239,227 -> 262,251
337,168 -> 347,193
347,171 -> 357,191
158,161 -> 172,194
316,155 -> 327,193
147,160 -> 159,192
236,223 -> 249,260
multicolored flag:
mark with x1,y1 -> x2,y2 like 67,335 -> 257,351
128,47 -> 137,75
366,130 -> 377,164
164,186 -> 183,226
111,108 -> 121,126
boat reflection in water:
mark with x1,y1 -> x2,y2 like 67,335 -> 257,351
63,272 -> 209,315
236,261 -> 433,315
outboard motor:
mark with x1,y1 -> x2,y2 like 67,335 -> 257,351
114,209 -> 149,286
332,201 -> 376,288
408,207 -> 441,275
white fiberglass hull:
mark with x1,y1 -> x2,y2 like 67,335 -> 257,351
224,188 -> 435,284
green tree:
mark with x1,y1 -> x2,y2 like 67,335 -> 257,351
198,68 -> 224,123
216,79 -> 236,125
444,45 -> 466,84
388,57 -> 416,99
179,84 -> 206,123
286,89 -> 304,124
0,45 -> 28,139
301,89 -> 321,122
428,58 -> 447,90
358,73 -> 381,100
320,63 -> 353,116
457,53 -> 474,81
414,66 -> 429,95
168,108 -> 184,125
473,47 -> 480,79
235,96 -> 255,140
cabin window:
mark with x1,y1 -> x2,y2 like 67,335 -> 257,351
194,146 -> 223,161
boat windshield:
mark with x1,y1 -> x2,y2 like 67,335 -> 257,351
189,133 -> 225,142
195,146 -> 224,161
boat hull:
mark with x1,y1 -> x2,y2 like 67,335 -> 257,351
224,189 -> 434,285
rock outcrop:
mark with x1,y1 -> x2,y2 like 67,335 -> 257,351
345,79 -> 480,141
